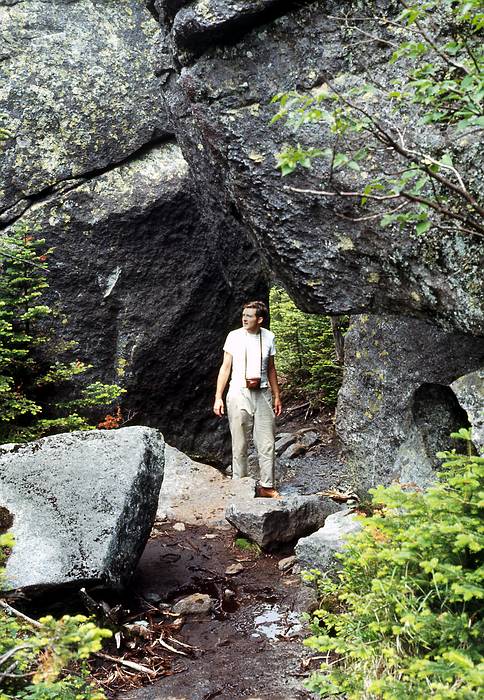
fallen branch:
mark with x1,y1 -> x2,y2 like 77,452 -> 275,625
94,652 -> 157,676
0,599 -> 41,629
158,637 -> 188,656
285,401 -> 310,413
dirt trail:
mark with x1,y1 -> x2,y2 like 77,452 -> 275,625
90,410 -> 349,699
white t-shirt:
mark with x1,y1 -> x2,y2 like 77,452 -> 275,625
223,327 -> 276,389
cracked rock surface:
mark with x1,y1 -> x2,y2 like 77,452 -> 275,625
0,427 -> 164,593
158,0 -> 484,334
0,0 -> 170,216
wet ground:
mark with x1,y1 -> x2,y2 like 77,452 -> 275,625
97,525 -> 320,700
88,410 -> 350,699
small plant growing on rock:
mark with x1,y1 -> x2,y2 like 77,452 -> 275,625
304,428 -> 484,698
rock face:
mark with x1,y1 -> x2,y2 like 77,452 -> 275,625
0,427 -> 164,593
0,0 -> 170,217
225,495 -> 341,548
0,0 -> 267,463
451,370 -> 484,455
295,508 -> 362,572
157,0 -> 484,335
7,141 -> 266,461
336,315 -> 484,491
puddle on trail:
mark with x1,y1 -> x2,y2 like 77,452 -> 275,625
251,604 -> 303,640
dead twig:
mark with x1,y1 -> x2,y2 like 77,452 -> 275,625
94,651 -> 157,677
165,636 -> 199,651
158,637 -> 189,656
0,644 -> 31,668
286,401 -> 310,414
0,599 -> 41,629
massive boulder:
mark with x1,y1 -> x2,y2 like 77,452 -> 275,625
7,141 -> 266,460
336,315 -> 484,491
157,0 -> 483,335
0,0 -> 170,219
0,0 -> 267,462
0,427 -> 164,593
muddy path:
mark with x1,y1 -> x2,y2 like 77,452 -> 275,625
90,524 -> 320,700
89,409 -> 350,699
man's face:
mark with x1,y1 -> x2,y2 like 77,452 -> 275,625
242,308 -> 262,333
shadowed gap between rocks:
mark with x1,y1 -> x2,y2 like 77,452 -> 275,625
168,0 -> 313,65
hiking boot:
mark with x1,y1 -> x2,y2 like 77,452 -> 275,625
256,485 -> 280,499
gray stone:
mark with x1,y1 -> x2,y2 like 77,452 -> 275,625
158,446 -> 256,525
225,562 -> 244,575
277,555 -> 296,572
298,430 -> 320,449
160,0 -> 484,335
280,442 -> 307,460
295,508 -> 362,572
225,495 -> 341,549
6,141 -> 266,464
336,315 -> 484,491
274,433 -> 296,455
451,370 -> 484,455
171,0 -> 285,64
0,0 -> 170,215
0,427 -> 164,593
172,593 -> 213,616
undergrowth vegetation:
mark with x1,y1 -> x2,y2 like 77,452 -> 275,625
303,429 -> 484,698
0,535 -> 111,699
269,286 -> 347,408
0,225 -> 125,443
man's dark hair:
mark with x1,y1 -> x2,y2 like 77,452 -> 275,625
243,300 -> 268,322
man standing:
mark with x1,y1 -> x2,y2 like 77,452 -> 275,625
213,300 -> 282,498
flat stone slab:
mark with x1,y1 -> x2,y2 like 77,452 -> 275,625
0,427 -> 164,593
225,495 -> 341,549
275,433 -> 296,455
157,446 -> 255,526
295,508 -> 362,572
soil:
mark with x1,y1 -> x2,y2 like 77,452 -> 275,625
87,406 -> 350,700
96,526 -> 321,700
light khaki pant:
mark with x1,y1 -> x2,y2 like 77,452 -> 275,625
226,387 -> 275,488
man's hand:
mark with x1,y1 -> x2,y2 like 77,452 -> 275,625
274,396 -> 282,417
213,398 -> 225,417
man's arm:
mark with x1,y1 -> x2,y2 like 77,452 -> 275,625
213,351 -> 233,416
267,355 -> 282,416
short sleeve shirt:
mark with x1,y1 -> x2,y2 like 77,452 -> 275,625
223,327 -> 276,389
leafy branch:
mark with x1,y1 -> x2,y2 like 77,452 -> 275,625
271,0 -> 484,238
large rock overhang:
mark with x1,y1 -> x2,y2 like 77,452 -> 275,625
157,0 -> 483,336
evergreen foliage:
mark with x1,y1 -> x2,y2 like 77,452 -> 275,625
271,0 -> 483,238
269,287 -> 346,407
0,224 -> 125,443
0,535 -> 110,699
303,429 -> 484,698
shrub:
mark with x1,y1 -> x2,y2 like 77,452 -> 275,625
269,286 -> 347,408
0,225 -> 125,443
0,535 -> 111,699
304,428 -> 484,698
